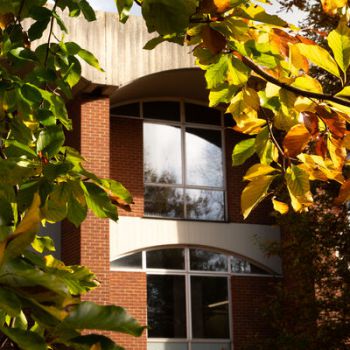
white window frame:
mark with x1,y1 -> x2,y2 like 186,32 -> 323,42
145,248 -> 233,350
111,98 -> 228,221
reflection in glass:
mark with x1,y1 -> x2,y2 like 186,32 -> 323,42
147,275 -> 186,338
147,249 -> 185,270
144,123 -> 182,184
145,186 -> 184,218
110,103 -> 140,117
190,249 -> 228,272
186,190 -> 224,221
110,252 -> 142,269
231,257 -> 268,274
148,343 -> 188,350
185,103 -> 221,125
143,101 -> 180,121
191,276 -> 230,339
185,128 -> 223,187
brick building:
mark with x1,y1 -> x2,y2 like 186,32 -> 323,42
59,12 -> 281,350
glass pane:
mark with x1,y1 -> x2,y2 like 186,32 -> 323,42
191,276 -> 230,339
110,103 -> 140,117
231,257 -> 269,274
147,275 -> 186,338
145,186 -> 184,218
110,252 -> 142,269
147,249 -> 185,270
192,343 -> 230,350
190,249 -> 228,272
144,123 -> 182,184
143,101 -> 180,121
148,343 -> 187,350
185,128 -> 223,187
186,190 -> 224,221
185,103 -> 221,125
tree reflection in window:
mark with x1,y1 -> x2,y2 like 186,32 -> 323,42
143,101 -> 225,221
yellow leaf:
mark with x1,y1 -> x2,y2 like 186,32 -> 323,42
241,175 -> 276,219
296,43 -> 341,78
297,153 -> 344,183
289,43 -> 309,74
265,82 -> 280,98
335,86 -> 350,97
321,0 -> 347,16
328,18 -> 350,74
291,75 -> 323,93
294,96 -> 316,112
233,119 -> 266,135
243,164 -> 279,181
272,197 -> 289,214
283,124 -> 311,158
327,135 -> 346,169
13,193 -> 41,237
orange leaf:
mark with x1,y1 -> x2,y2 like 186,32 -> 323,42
334,179 -> 350,205
303,112 -> 319,136
283,124 -> 311,158
316,106 -> 346,139
201,26 -> 227,55
321,0 -> 347,16
315,134 -> 328,158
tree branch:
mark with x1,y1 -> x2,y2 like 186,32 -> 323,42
237,53 -> 350,108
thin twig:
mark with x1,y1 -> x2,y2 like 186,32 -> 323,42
44,0 -> 60,67
237,53 -> 350,108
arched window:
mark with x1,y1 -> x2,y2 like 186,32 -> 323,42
111,247 -> 271,350
111,100 -> 226,221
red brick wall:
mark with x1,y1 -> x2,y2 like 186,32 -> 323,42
231,276 -> 279,349
63,96 -> 111,304
110,117 -> 144,217
108,271 -> 147,349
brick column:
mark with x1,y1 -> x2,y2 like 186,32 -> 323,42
63,96 -> 111,305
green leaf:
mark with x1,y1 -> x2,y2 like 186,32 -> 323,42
241,175 -> 276,219
78,48 -> 104,72
31,235 -> 56,254
208,83 -> 237,107
142,0 -> 197,35
205,54 -> 229,89
116,0 -> 134,23
42,183 -> 69,222
232,138 -> 255,166
328,18 -> 350,75
296,43 -> 341,78
66,181 -> 87,227
0,288 -> 21,317
255,127 -> 278,165
233,3 -> 287,26
28,18 -> 51,41
78,0 -> 96,21
99,179 -> 133,205
62,301 -> 145,336
37,125 -> 65,158
81,182 -> 118,221
227,56 -> 250,86
0,327 -> 47,350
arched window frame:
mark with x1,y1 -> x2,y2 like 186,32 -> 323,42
110,98 -> 228,222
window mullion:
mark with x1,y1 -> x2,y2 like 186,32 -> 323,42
181,101 -> 187,219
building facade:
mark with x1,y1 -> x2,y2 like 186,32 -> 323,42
60,13 -> 281,350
